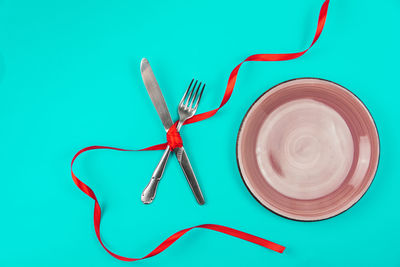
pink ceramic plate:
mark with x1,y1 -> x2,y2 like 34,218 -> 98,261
236,78 -> 379,221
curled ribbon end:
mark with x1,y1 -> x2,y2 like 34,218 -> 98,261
166,125 -> 183,150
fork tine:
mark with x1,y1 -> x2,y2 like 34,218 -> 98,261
194,83 -> 205,110
189,82 -> 201,109
185,80 -> 197,108
180,79 -> 194,106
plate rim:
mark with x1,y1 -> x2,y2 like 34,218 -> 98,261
236,77 -> 381,222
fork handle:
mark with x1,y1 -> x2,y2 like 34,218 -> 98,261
141,121 -> 183,204
141,147 -> 171,204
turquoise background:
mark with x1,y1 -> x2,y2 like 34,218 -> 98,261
0,0 -> 399,266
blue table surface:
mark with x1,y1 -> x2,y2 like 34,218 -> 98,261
0,0 -> 399,266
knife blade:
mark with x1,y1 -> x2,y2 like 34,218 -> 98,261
140,58 -> 205,204
140,58 -> 173,131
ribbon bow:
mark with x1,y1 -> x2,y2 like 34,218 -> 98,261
166,124 -> 183,150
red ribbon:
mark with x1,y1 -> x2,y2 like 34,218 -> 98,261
71,0 -> 330,261
166,124 -> 183,150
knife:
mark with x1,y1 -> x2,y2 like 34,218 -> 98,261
140,58 -> 205,205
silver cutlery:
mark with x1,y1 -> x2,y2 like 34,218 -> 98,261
140,58 -> 205,204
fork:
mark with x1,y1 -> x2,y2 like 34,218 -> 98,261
141,79 -> 205,204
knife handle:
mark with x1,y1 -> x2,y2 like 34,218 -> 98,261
175,147 -> 205,205
141,147 -> 171,204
